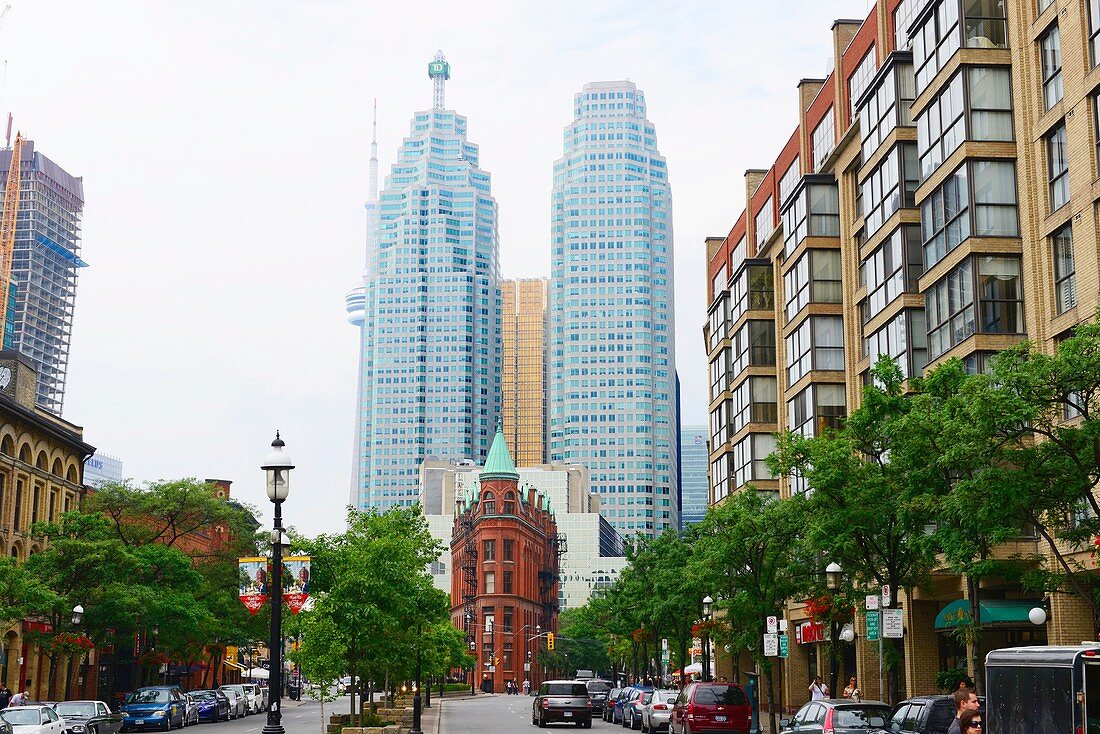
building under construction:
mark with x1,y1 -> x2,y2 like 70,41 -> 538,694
0,140 -> 85,416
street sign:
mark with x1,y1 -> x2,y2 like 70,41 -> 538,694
866,594 -> 880,610
865,611 -> 880,641
883,608 -> 904,638
766,616 -> 778,634
778,634 -> 789,658
524,663 -> 531,672
881,585 -> 891,608
763,633 -> 779,657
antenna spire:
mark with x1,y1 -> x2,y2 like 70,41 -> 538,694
368,98 -> 379,201
428,50 -> 450,110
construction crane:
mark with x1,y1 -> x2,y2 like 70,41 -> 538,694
0,130 -> 23,348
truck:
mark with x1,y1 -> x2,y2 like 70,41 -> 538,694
985,645 -> 1100,733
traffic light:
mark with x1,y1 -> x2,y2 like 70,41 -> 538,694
494,656 -> 500,666
547,632 -> 555,650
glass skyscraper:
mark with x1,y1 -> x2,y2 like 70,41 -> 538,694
678,424 -> 708,528
347,52 -> 501,511
549,80 -> 678,537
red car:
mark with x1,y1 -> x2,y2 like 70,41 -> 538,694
669,682 -> 751,734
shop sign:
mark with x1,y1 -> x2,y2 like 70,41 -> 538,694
795,621 -> 826,644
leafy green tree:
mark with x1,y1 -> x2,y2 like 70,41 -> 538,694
690,487 -> 812,734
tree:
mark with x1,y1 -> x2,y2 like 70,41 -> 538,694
768,359 -> 939,702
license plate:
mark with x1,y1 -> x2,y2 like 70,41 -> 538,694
715,716 -> 727,722
564,712 -> 573,718
133,721 -> 143,725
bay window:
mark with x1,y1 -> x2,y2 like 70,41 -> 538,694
860,57 -> 916,160
914,0 -> 1006,89
786,316 -> 845,384
731,319 -> 776,375
782,178 -> 841,256
729,260 -> 775,324
926,255 -> 1023,358
732,376 -> 779,433
787,383 -> 847,437
755,197 -> 775,249
812,109 -> 836,172
864,309 -> 929,378
916,66 -> 1013,179
784,249 -> 842,320
921,160 -> 1018,269
862,225 -> 924,319
732,434 -> 777,489
862,143 -> 919,237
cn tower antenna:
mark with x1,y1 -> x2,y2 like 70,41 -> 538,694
428,50 -> 450,110
368,98 -> 378,201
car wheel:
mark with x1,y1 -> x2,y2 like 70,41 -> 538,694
537,711 -> 546,728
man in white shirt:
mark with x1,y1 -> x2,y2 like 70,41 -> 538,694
8,690 -> 29,706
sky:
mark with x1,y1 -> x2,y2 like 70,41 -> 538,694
4,0 -> 865,535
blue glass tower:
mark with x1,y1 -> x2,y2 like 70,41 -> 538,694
347,52 -> 501,511
679,424 -> 709,528
549,80 -> 678,537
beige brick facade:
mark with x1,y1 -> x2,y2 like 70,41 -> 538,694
703,0 -> 1100,709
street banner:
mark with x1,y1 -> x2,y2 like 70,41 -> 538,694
883,608 -> 904,638
282,556 -> 312,615
238,557 -> 269,615
866,611 -> 880,641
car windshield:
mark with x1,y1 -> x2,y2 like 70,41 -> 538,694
545,683 -> 588,696
657,689 -> 679,701
55,703 -> 96,718
693,685 -> 748,706
835,706 -> 892,729
191,692 -> 216,701
587,681 -> 611,693
127,691 -> 170,704
2,710 -> 44,726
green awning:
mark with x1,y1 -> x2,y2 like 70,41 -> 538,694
934,599 -> 1043,630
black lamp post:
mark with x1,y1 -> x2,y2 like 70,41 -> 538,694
262,433 -> 294,734
464,611 -> 475,695
409,623 -> 423,734
70,605 -> 84,698
702,595 -> 713,682
825,562 -> 844,698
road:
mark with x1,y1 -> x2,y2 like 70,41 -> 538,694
181,698 -> 341,734
441,694 -> 624,734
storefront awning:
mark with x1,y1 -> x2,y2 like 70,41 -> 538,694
934,599 -> 1043,630
223,659 -> 246,671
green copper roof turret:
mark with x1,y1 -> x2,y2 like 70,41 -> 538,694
481,420 -> 520,481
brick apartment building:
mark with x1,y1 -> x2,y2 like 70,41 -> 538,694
704,0 -> 1100,708
450,425 -> 562,693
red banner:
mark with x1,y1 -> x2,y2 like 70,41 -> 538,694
282,556 -> 311,615
239,557 -> 269,615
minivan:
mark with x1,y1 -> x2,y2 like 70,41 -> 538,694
669,682 -> 751,734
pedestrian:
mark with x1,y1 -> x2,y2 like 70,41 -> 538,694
959,709 -> 984,734
523,679 -> 530,695
808,676 -> 828,700
9,690 -> 28,706
947,688 -> 980,734
843,677 -> 861,701
0,684 -> 10,709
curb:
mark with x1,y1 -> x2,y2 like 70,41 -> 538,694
434,698 -> 442,734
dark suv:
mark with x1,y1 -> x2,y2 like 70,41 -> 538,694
585,680 -> 613,715
532,680 -> 593,728
876,696 -> 956,734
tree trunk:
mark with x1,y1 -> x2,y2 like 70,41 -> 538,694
966,573 -> 983,694
764,660 -> 778,734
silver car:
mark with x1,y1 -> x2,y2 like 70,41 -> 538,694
641,689 -> 680,734
219,691 -> 246,720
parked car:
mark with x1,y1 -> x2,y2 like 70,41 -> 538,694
237,685 -> 263,715
186,691 -> 228,724
613,687 -> 653,726
604,689 -> 624,722
244,684 -> 267,712
2,706 -> 68,734
779,699 -> 892,734
584,680 -> 613,715
179,697 -> 197,728
641,688 -> 680,734
120,687 -> 187,732
218,686 -> 254,716
874,696 -> 956,734
531,679 -> 592,728
220,691 -> 245,721
669,681 -> 752,734
623,689 -> 654,730
0,708 -> 14,734
52,701 -> 123,734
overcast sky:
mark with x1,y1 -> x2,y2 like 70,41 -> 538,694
6,0 -> 865,535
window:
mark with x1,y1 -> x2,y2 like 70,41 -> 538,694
787,383 -> 847,437
916,67 -> 1013,179
965,0 -> 1007,48
711,454 -> 731,503
779,158 -> 801,207
482,492 -> 495,514
1052,224 -> 1076,314
1039,0 -> 1054,10
926,256 -> 1023,357
730,261 -> 775,324
862,143 -> 919,236
972,160 -> 1018,235
861,59 -> 916,159
896,0 -> 921,49
709,348 -> 729,401
755,198 -> 776,248
862,225 -> 924,319
1091,0 -> 1100,66
864,309 -> 929,378
731,320 -> 776,375
483,539 -> 496,561
1047,123 -> 1069,211
732,376 -> 779,433
784,249 -> 842,320
914,0 -> 961,88
484,571 -> 495,594
848,51 -> 877,122
782,180 -> 840,255
1041,24 -> 1063,110
503,493 -> 516,514
710,400 -> 731,447
503,570 -> 513,594
712,264 -> 728,298
503,538 -> 515,561
812,109 -> 836,171
732,433 -> 778,488
786,316 -> 845,384
707,294 -> 729,351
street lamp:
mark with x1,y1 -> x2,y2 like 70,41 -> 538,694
825,562 -> 844,697
409,623 -> 424,734
702,595 -> 714,683
262,432 -> 294,734
71,605 -> 84,626
464,611 -> 475,695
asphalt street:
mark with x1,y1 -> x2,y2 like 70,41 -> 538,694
441,694 -> 625,734
187,698 -> 341,734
